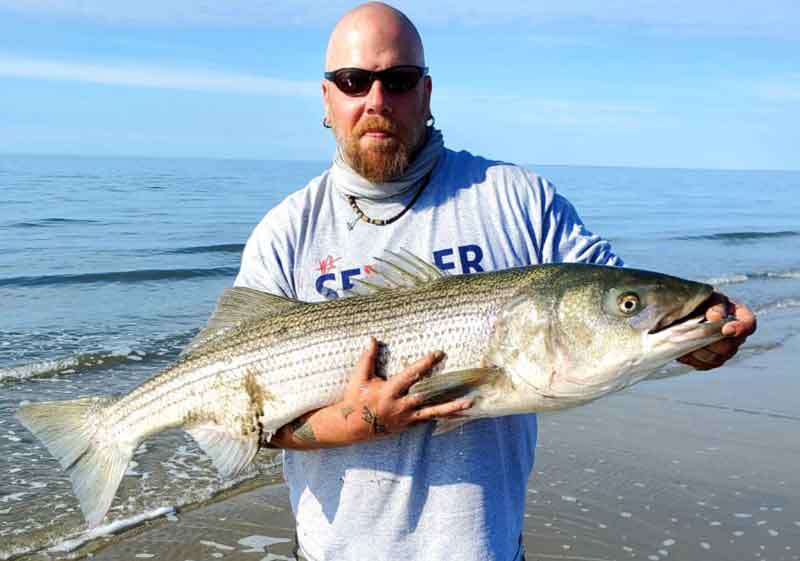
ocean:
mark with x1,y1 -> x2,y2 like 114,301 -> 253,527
1,154 -> 798,559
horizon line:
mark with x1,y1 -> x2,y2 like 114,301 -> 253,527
1,151 -> 797,174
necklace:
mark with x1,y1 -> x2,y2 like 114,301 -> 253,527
345,170 -> 432,229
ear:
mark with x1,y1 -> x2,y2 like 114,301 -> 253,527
322,80 -> 332,121
423,75 -> 433,118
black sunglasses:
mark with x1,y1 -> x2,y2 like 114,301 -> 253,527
324,65 -> 428,96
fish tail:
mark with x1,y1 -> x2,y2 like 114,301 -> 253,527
17,396 -> 133,527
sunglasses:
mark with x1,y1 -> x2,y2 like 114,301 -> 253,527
324,65 -> 428,96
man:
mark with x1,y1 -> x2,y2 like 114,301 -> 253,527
235,3 -> 756,560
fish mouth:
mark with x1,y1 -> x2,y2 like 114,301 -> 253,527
648,287 -> 719,335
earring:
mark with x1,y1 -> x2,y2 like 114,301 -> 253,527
322,117 -> 332,129
426,115 -> 435,127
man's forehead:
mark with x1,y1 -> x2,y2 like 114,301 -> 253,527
325,4 -> 424,70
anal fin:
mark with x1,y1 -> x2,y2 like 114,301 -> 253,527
433,418 -> 471,436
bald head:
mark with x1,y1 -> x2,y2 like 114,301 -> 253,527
325,2 -> 424,71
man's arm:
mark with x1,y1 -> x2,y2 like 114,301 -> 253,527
267,338 -> 472,450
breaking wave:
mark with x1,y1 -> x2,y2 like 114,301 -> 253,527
702,270 -> 800,286
0,332 -> 193,384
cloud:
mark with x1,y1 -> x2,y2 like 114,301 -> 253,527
1,0 -> 798,38
0,55 -> 319,96
435,89 -> 655,130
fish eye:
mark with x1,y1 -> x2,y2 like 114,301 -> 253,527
618,292 -> 641,315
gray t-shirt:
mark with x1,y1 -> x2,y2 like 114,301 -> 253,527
235,148 -> 621,561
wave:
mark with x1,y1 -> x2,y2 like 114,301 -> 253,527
702,270 -> 800,286
1,350 -> 151,384
0,266 -> 238,288
754,298 -> 800,315
47,507 -> 176,556
5,218 -> 101,228
167,243 -> 245,255
0,331 -> 193,384
674,230 -> 799,242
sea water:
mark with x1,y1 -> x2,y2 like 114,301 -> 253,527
1,154 -> 798,558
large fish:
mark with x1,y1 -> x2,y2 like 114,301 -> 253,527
17,255 -> 730,527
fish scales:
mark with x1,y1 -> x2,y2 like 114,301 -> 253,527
98,271 -> 522,451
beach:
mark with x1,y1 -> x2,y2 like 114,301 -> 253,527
66,310 -> 799,561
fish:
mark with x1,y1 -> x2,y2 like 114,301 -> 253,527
16,253 -> 731,528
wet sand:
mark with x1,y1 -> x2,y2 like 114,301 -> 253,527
83,314 -> 800,561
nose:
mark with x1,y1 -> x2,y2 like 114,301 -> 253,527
364,78 -> 391,115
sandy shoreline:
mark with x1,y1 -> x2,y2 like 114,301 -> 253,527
53,312 -> 800,561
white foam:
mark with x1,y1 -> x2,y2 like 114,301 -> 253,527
48,506 -> 175,553
703,274 -> 748,286
199,540 -> 235,551
239,536 -> 291,552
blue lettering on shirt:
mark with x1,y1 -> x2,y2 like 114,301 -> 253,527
315,244 -> 485,298
459,244 -> 484,273
315,273 -> 339,299
341,268 -> 361,290
433,248 -> 456,271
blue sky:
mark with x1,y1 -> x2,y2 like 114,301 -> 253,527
0,1 -> 798,170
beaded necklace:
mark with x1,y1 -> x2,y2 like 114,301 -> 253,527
345,169 -> 433,229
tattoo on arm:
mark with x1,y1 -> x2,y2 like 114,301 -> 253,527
361,405 -> 388,435
290,417 -> 317,442
340,405 -> 354,420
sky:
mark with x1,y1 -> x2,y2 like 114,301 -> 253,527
0,1 -> 798,170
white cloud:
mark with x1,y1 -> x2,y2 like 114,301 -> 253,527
435,89 -> 655,130
1,0 -> 798,38
0,55 -> 319,96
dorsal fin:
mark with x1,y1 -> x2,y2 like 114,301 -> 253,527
347,250 -> 449,297
181,287 -> 303,356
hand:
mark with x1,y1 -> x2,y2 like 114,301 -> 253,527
268,337 -> 472,449
677,293 -> 757,371
339,337 -> 472,441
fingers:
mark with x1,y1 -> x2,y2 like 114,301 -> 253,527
704,291 -> 731,320
721,300 -> 757,338
410,398 -> 472,422
679,296 -> 757,372
351,337 -> 378,385
386,350 -> 446,397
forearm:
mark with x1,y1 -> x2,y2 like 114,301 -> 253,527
266,403 -> 363,450
265,340 -> 470,450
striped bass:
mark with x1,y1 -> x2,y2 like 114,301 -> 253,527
17,254 -> 730,527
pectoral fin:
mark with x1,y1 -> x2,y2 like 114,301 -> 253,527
408,367 -> 502,405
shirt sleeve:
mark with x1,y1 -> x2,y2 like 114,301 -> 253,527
233,209 -> 298,299
538,180 -> 624,267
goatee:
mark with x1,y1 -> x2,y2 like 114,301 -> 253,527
338,116 -> 420,183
